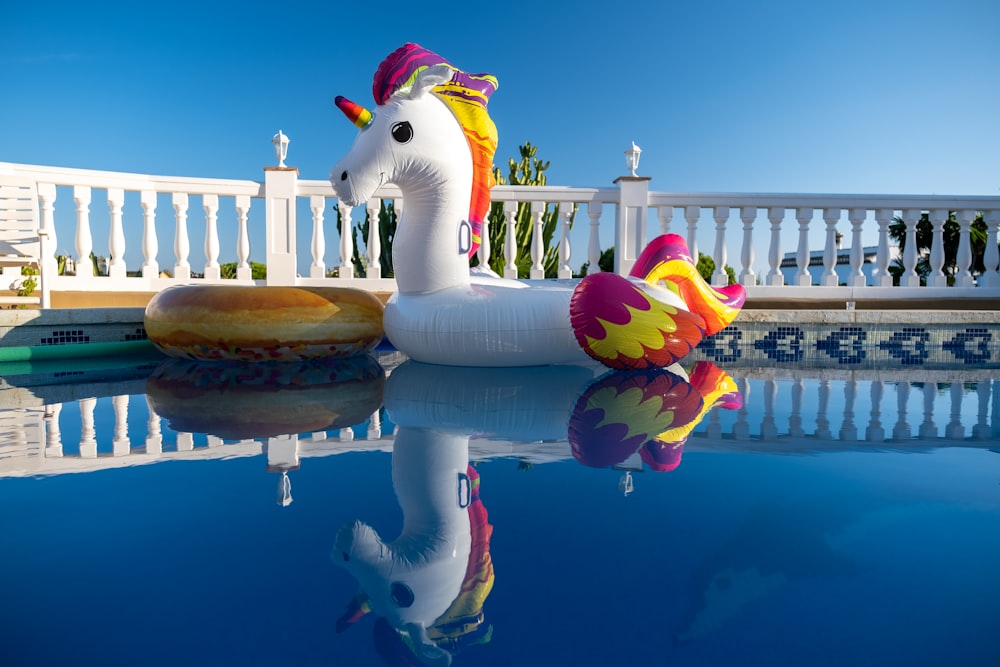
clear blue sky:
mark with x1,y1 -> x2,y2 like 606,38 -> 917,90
3,0 -> 998,269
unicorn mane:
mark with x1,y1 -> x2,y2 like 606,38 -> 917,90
372,43 -> 498,257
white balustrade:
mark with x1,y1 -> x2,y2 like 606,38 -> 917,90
0,160 -> 997,301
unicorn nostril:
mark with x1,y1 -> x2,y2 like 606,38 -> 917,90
340,170 -> 348,182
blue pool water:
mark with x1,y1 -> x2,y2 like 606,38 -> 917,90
1,353 -> 998,666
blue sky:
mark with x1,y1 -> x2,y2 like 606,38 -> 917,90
2,0 -> 999,270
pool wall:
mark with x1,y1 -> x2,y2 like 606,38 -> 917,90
1,307 -> 999,369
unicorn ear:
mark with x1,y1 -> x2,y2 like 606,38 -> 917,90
400,64 -> 453,99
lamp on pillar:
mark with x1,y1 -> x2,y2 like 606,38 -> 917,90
625,141 -> 642,177
272,130 -> 290,168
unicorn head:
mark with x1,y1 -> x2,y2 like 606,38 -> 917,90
330,44 -> 498,294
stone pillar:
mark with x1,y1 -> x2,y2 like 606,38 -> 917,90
613,175 -> 651,276
264,166 -> 299,285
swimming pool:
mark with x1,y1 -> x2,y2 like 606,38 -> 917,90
1,351 -> 998,666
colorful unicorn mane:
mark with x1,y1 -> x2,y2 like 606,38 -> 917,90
373,43 -> 499,258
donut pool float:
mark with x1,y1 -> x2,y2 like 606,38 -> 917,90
144,285 -> 384,362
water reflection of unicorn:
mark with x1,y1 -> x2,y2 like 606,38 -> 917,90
330,43 -> 745,369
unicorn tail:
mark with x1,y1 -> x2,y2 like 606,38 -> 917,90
570,272 -> 707,370
639,362 -> 742,472
629,234 -> 746,336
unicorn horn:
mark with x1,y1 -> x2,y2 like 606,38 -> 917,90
335,95 -> 374,129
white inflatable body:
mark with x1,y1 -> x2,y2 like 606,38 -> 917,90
330,58 -> 692,367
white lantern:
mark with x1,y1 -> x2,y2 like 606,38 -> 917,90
624,141 -> 642,177
272,130 -> 290,168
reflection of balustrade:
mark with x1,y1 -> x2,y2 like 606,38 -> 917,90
1,372 -> 997,479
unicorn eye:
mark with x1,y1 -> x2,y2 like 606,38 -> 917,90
391,121 -> 413,144
389,582 -> 414,607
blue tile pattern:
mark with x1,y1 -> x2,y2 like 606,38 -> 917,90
942,328 -> 992,364
693,321 -> 1000,369
817,327 -> 867,365
753,327 -> 804,363
879,329 -> 930,366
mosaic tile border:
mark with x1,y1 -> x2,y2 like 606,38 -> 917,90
0,308 -> 148,349
2,307 -> 999,370
692,321 -> 1000,369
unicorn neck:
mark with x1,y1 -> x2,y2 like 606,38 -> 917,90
392,429 -> 472,539
392,177 -> 473,295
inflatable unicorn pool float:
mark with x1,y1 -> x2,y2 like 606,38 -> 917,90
330,43 -> 745,369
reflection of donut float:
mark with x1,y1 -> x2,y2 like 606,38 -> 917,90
145,356 -> 385,439
144,285 -> 384,362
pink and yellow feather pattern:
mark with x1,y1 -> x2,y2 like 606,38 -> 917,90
569,234 -> 746,369
373,43 -> 498,258
628,234 -> 746,336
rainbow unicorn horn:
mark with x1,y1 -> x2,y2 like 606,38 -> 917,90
335,95 -> 373,129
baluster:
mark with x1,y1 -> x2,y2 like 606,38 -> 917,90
901,209 -> 921,287
339,426 -> 355,442
839,379 -> 858,441
112,395 -> 130,456
945,382 -> 965,440
172,193 -> 191,280
145,395 -> 163,456
44,403 -> 63,458
981,210 -> 1000,287
207,435 -> 224,448
973,380 -> 991,440
732,378 -> 750,440
795,207 -> 813,286
706,409 -> 722,439
766,207 -> 785,285
927,209 -> 948,286
140,190 -> 159,278
954,209 -> 975,287
366,199 -> 382,279
821,208 -> 839,286
711,207 -> 729,285
369,409 -> 382,440
203,194 -> 220,280
919,382 -> 937,439
557,204 -> 574,279
586,201 -> 602,275
529,201 -> 545,279
477,198 -> 491,270
993,380 -> 1000,439
504,201 -> 518,279
866,380 -> 885,442
79,397 -> 97,458
37,183 -> 57,302
684,206 -> 700,261
873,208 -> 894,287
306,195 -> 326,278
177,433 -> 194,452
657,205 -> 673,236
106,188 -> 126,279
337,201 -> 354,279
815,379 -> 831,439
788,376 -> 805,437
760,378 -> 778,441
893,380 -> 912,440
235,195 -> 252,280
73,186 -> 93,281
739,206 -> 756,286
848,208 -> 866,286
